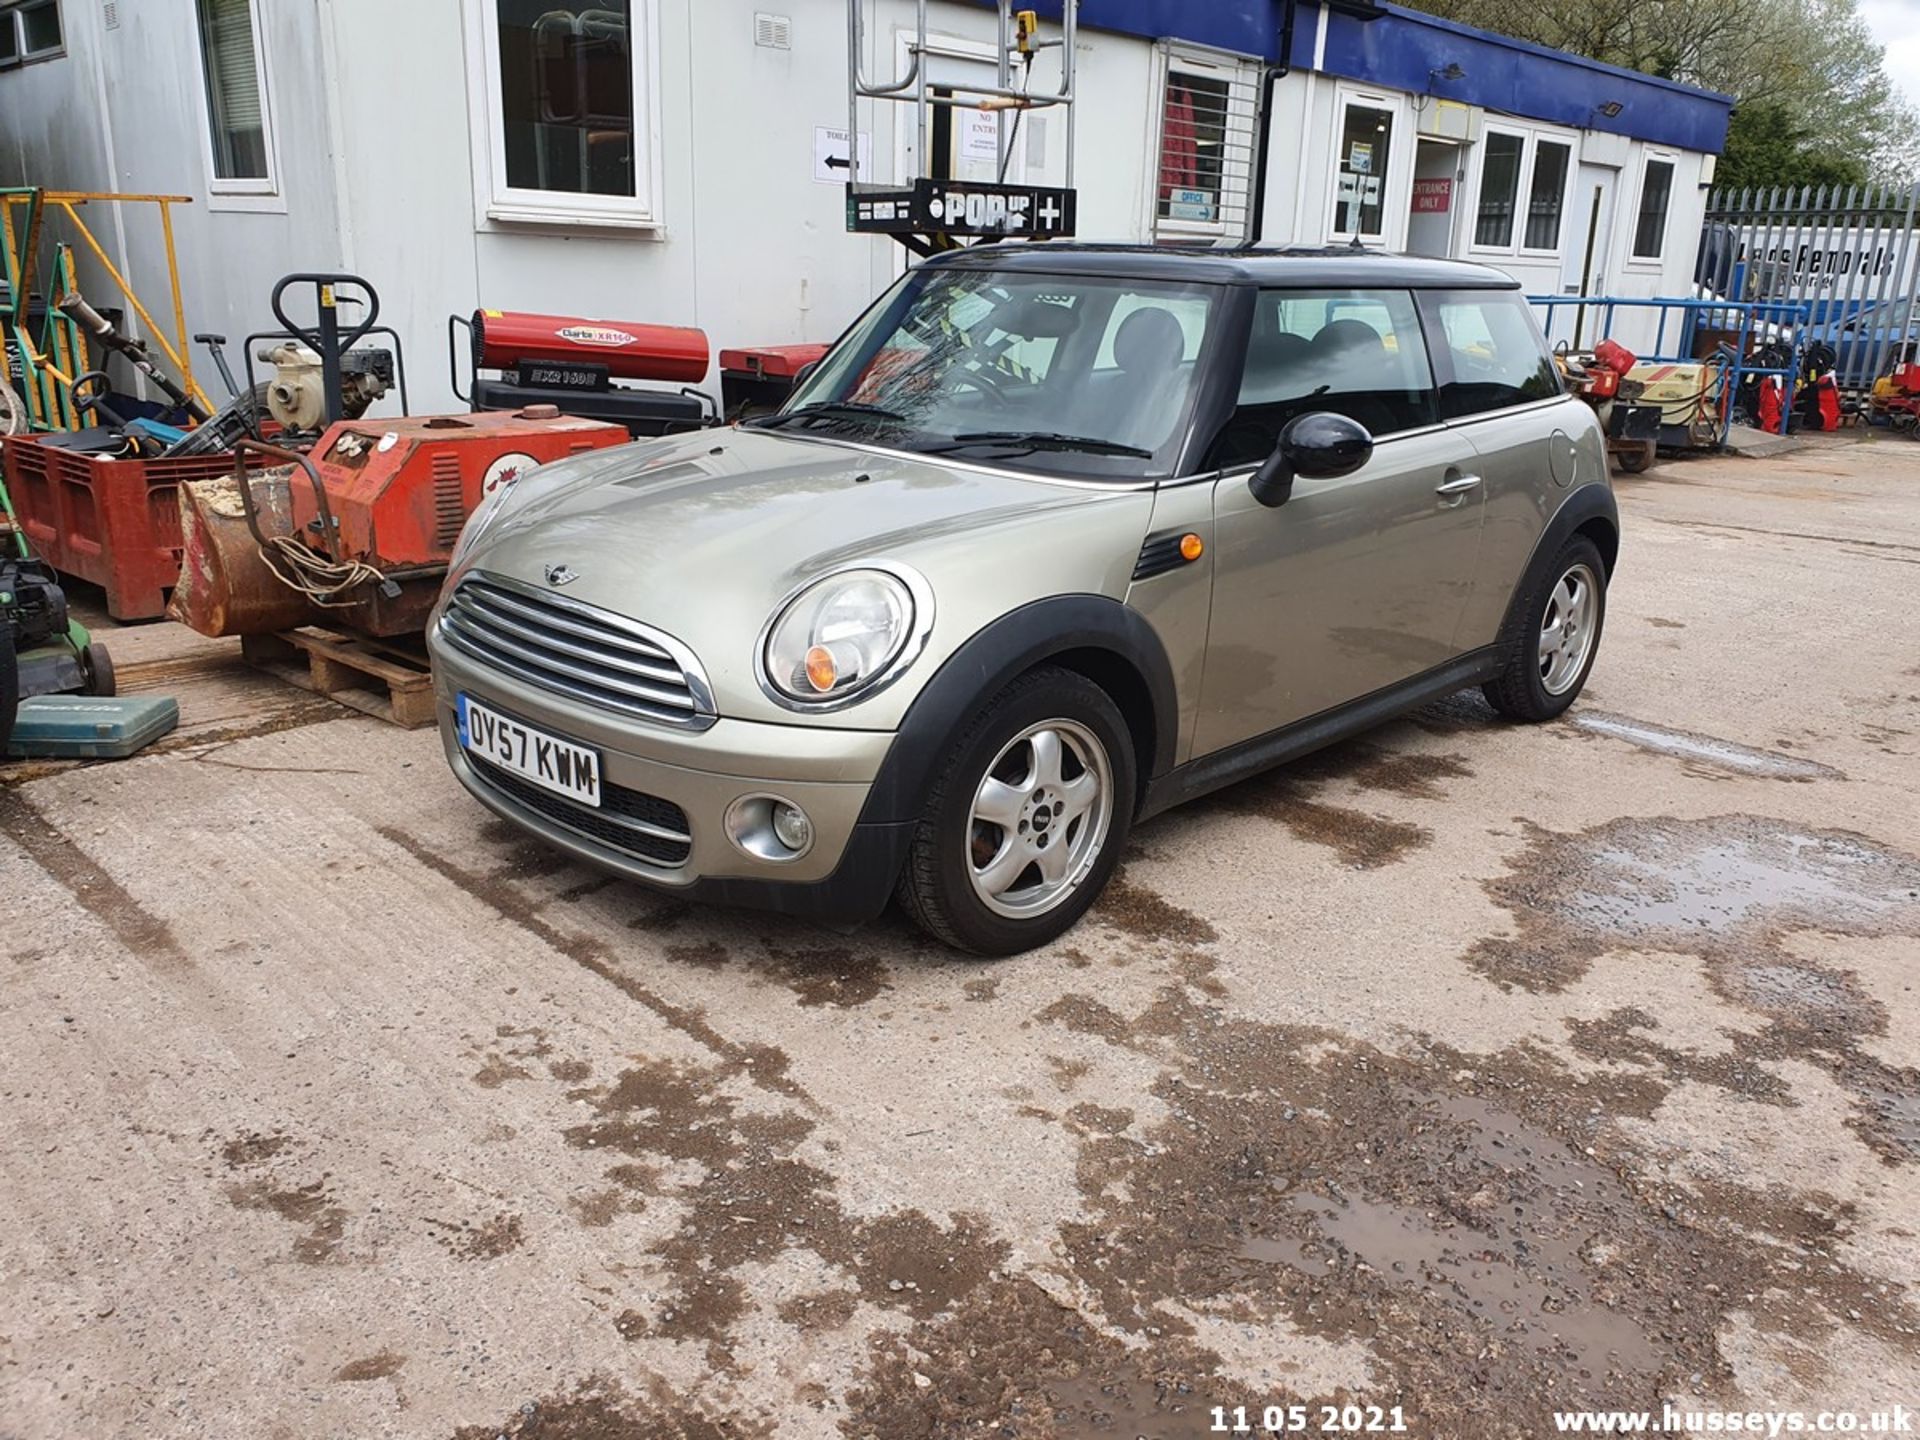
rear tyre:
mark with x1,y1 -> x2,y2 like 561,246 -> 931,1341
1483,535 -> 1607,722
896,665 -> 1135,957
1614,442 -> 1655,475
80,642 -> 116,697
1,641 -> 18,757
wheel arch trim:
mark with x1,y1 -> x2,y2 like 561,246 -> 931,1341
1499,483 -> 1619,641
858,594 -> 1179,828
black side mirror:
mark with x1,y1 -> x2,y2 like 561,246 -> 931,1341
793,360 -> 820,389
1249,412 -> 1375,507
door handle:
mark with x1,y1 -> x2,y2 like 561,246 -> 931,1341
1436,473 -> 1483,495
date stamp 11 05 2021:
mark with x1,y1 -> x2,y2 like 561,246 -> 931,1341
1212,1403 -> 1411,1435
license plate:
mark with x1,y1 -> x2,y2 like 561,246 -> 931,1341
458,694 -> 602,808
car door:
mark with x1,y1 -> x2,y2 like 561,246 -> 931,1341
1417,287 -> 1580,653
1193,287 -> 1486,757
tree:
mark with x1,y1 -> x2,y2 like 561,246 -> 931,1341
1404,0 -> 1918,184
1714,101 -> 1870,191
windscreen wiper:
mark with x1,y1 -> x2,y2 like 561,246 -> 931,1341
751,401 -> 908,429
928,430 -> 1154,459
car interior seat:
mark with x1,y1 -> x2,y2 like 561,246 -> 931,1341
1106,306 -> 1189,450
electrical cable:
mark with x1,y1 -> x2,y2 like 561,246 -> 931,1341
995,49 -> 1038,186
256,535 -> 390,607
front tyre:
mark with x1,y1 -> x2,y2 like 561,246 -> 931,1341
1483,535 -> 1607,722
897,666 -> 1135,957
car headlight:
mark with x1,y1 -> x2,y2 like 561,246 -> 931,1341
759,564 -> 932,708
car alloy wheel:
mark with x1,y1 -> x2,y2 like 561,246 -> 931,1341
964,718 -> 1113,919
1538,561 -> 1600,697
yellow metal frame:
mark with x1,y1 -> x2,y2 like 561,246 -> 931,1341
1,188 -> 210,429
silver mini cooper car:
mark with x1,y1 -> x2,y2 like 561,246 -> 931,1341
429,246 -> 1615,955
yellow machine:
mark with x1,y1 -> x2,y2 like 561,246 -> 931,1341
1625,360 -> 1721,448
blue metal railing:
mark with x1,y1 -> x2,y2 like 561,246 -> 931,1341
1529,294 -> 1815,442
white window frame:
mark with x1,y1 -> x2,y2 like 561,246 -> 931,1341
1147,43 -> 1261,245
0,0 -> 65,69
1466,121 -> 1529,255
193,0 -> 283,212
1466,121 -> 1578,260
1518,132 -> 1576,259
1628,149 -> 1679,265
462,0 -> 664,231
1326,88 -> 1402,244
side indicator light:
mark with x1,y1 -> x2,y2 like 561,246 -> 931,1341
1179,533 -> 1205,562
804,645 -> 839,692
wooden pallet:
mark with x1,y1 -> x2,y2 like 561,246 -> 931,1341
241,626 -> 437,729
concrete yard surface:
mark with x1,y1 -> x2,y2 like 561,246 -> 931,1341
3,436 -> 1918,1439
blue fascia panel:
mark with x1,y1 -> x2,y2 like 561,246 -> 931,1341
1320,5 -> 1733,153
963,1 -> 1731,154
977,0 -> 1284,58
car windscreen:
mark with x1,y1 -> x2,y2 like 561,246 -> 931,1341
761,268 -> 1227,481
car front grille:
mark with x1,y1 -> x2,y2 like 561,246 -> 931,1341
467,754 -> 693,868
438,574 -> 714,729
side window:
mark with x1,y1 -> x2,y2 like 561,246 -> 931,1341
1422,290 -> 1562,420
1204,288 -> 1436,468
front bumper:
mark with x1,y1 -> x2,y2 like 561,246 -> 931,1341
430,632 -> 913,924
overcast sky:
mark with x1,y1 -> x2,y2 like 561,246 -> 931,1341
1859,0 -> 1920,108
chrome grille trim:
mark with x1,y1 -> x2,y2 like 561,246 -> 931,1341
440,572 -> 716,730
466,755 -> 694,868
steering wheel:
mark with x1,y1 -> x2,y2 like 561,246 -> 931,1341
70,370 -> 117,419
943,364 -> 1012,408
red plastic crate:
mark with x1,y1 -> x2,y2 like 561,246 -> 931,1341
2,435 -> 274,621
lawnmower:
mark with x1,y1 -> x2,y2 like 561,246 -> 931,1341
1,465 -> 114,755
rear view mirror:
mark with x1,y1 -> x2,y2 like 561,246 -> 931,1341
998,296 -> 1081,339
1249,412 -> 1375,507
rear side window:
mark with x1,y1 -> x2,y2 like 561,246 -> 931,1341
1205,288 -> 1436,468
1420,290 -> 1561,420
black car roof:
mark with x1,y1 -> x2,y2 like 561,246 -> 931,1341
917,242 -> 1520,290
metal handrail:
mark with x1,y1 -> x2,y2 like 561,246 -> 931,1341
845,0 -> 1076,192
1529,293 -> 1817,444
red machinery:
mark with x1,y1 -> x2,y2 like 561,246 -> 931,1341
455,309 -> 718,438
1562,339 -> 1661,473
170,408 -> 630,638
719,343 -> 831,419
472,310 -> 708,383
1870,361 -> 1920,433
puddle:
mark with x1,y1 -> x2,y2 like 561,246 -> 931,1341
1858,1088 -> 1920,1161
1471,815 -> 1920,1160
1290,1096 -> 1662,1379
1232,1228 -> 1330,1278
1560,823 -> 1919,942
1038,1373 -> 1204,1437
1570,712 -> 1841,780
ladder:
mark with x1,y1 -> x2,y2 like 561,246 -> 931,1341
844,0 -> 1079,255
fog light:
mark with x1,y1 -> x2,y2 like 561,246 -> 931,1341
723,794 -> 816,863
772,801 -> 813,853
